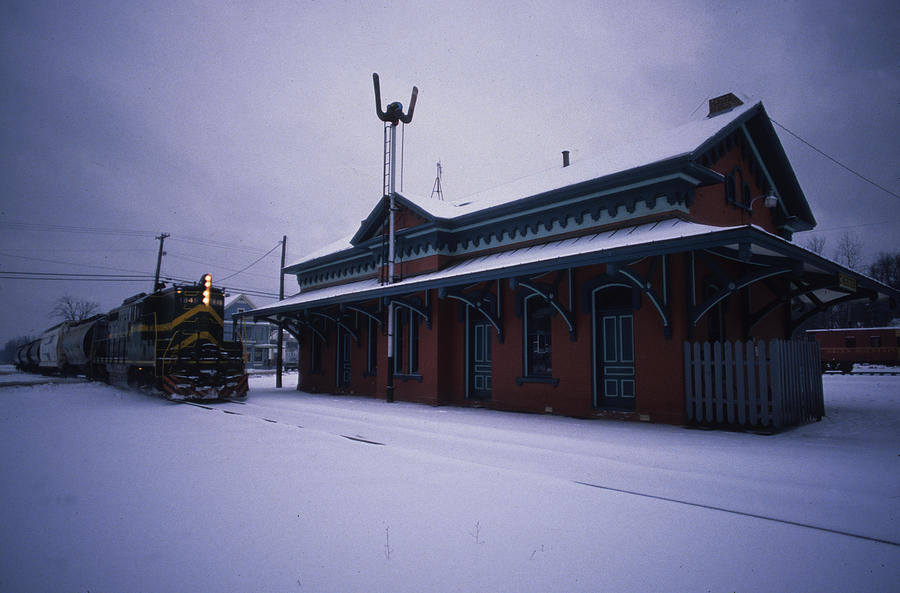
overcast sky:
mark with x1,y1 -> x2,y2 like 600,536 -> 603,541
1,0 -> 898,345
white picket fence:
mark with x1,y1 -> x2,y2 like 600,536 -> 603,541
683,339 -> 824,429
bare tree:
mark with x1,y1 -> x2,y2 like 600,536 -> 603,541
803,235 -> 826,255
824,233 -> 864,328
868,252 -> 900,289
833,232 -> 863,270
50,294 -> 99,322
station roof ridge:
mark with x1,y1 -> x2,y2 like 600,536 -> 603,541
284,94 -> 810,273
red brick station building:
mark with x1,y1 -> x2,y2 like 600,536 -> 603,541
244,93 -> 897,428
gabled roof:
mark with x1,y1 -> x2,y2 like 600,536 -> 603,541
225,293 -> 256,311
286,96 -> 815,272
349,192 -> 456,246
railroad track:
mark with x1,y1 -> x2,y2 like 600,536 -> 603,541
0,376 -> 89,389
824,370 -> 899,376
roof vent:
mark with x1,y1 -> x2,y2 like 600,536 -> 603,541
708,93 -> 744,117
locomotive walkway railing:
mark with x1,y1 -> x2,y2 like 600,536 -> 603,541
684,339 -> 824,430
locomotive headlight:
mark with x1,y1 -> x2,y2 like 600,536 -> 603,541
202,273 -> 212,305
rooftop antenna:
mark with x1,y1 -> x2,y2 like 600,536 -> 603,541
431,161 -> 444,200
373,72 -> 418,403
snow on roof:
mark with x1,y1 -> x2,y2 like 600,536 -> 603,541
225,293 -> 255,309
404,98 -> 761,223
251,218 -> 744,316
438,98 -> 760,218
285,232 -> 356,269
286,97 -> 762,270
396,191 -> 466,219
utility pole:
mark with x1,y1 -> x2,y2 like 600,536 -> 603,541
373,73 -> 418,403
153,233 -> 170,292
276,235 -> 286,388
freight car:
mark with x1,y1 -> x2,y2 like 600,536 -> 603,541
38,321 -> 71,372
806,326 -> 900,373
14,274 -> 248,400
61,315 -> 106,378
14,339 -> 41,374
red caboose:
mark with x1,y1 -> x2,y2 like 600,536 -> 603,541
807,327 -> 900,373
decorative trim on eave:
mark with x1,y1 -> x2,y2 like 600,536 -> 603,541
351,193 -> 438,246
293,163 -> 721,291
739,124 -> 781,209
693,102 -> 762,162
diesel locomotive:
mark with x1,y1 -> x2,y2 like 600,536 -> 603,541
15,274 -> 248,400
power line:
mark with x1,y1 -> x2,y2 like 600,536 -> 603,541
0,275 -> 154,282
0,221 -> 157,238
166,251 -> 276,280
0,221 -> 276,254
1,221 -> 286,292
0,256 -> 279,295
218,242 -> 283,282
796,218 -> 900,234
0,272 -> 280,296
168,235 -> 272,254
220,286 -> 280,299
0,278 -> 149,282
0,251 -> 160,276
0,271 -> 149,278
0,270 -> 176,283
771,119 -> 900,201
0,248 -> 154,253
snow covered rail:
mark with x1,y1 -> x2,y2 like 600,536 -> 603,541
684,339 -> 824,430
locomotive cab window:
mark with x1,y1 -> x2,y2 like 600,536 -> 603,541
180,293 -> 201,307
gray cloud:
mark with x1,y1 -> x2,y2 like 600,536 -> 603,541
1,0 -> 898,343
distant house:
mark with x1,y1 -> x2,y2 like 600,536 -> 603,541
243,93 -> 898,428
224,294 -> 298,369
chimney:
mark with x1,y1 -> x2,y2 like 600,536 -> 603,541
708,93 -> 744,117
562,150 -> 570,167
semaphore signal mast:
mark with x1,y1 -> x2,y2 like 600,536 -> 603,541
372,72 -> 418,403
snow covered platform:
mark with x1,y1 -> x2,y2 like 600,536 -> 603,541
1,372 -> 897,592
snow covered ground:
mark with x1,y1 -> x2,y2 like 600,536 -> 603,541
1,366 -> 897,593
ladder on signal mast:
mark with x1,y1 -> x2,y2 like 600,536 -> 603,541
383,121 -> 393,198
381,122 -> 394,284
